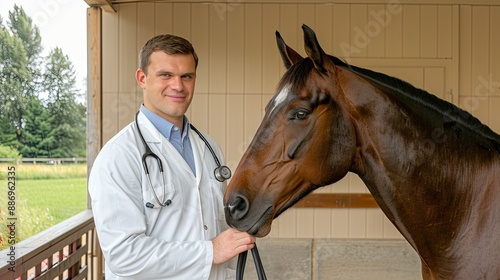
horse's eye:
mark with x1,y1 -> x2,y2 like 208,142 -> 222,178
294,110 -> 309,120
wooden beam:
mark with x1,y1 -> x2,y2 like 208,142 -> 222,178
87,6 -> 102,210
293,193 -> 379,208
85,0 -> 116,13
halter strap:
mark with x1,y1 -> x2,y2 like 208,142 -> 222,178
236,244 -> 267,280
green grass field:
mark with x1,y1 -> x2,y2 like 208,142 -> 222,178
0,164 -> 87,250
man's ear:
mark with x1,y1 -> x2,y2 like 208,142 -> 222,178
136,68 -> 146,89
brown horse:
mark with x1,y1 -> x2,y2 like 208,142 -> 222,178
224,25 -> 500,279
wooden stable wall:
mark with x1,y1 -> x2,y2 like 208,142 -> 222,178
87,0 -> 500,239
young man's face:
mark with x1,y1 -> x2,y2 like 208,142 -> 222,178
136,51 -> 197,128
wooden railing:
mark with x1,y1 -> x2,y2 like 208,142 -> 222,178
0,210 -> 103,280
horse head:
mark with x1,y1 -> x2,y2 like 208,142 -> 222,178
224,25 -> 357,237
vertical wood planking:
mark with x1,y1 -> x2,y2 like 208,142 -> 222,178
226,4 -> 244,95
332,4 -> 351,59
459,6 -> 472,98
402,5 -> 420,58
118,4 -> 138,129
262,4 -> 280,95
420,5 -> 437,58
350,4 -> 368,58
191,4 -> 209,95
244,4 -> 263,95
468,6 -> 490,123
101,11 -> 119,141
209,4 -> 227,95
173,3 -> 191,40
367,4 -> 386,58
154,3 -> 172,34
385,2 -> 402,58
437,5 -> 453,58
225,4 -> 245,169
424,68 -> 446,99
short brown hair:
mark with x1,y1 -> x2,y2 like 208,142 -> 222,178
138,34 -> 198,74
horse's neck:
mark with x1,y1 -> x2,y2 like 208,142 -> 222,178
345,79 -> 500,274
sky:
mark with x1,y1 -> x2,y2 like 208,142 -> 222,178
0,0 -> 88,92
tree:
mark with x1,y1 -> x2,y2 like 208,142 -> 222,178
19,98 -> 53,157
0,22 -> 31,143
42,47 -> 86,158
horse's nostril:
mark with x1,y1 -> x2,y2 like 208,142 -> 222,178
228,195 -> 249,221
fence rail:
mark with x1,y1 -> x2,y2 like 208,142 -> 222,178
0,210 -> 103,280
0,158 -> 86,165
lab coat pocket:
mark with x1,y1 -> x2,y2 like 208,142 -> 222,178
143,182 -> 176,209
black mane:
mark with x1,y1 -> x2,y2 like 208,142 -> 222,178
278,55 -> 500,154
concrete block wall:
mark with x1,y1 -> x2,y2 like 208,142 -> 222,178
241,238 -> 422,280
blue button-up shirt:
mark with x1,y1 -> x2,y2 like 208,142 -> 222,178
140,105 -> 196,176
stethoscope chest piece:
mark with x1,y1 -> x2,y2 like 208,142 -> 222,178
215,165 -> 231,182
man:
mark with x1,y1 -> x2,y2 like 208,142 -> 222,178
89,34 -> 255,279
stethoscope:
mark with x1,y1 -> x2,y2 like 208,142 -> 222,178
135,111 -> 232,208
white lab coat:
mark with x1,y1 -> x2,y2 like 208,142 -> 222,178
88,111 -> 235,280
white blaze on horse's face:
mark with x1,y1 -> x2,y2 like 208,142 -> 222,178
270,84 -> 291,115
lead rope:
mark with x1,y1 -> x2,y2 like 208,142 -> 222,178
236,244 -> 267,280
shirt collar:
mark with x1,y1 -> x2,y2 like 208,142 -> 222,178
140,104 -> 191,141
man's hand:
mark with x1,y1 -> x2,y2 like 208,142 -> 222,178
212,228 -> 256,264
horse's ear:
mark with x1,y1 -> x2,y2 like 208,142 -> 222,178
276,31 -> 303,69
302,24 -> 332,74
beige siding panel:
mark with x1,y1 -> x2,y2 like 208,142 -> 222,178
191,4 -> 209,94
173,3 -> 191,39
209,5 -> 227,94
314,209 -> 332,238
298,4 -> 315,31
226,95 -> 245,170
420,5 -> 438,58
459,6 -> 472,97
472,6 -> 490,98
350,4 -> 368,58
385,3 -> 403,58
490,7 -> 500,97
437,6 -> 453,58
367,4 -> 386,58
154,3 -> 172,34
244,95 -> 262,148
209,94 -> 227,149
137,3 -> 155,56
118,4 -> 138,128
490,97 -> 500,132
102,12 -> 118,94
278,209 -> 298,238
349,209 -> 367,238
279,4 -> 299,54
297,209 -> 314,238
366,208 -> 385,238
226,4 -> 244,95
402,5 -> 420,58
424,67 -> 446,99
244,4 -> 263,94
262,5 -> 281,94
314,4 -> 333,53
102,92 -> 118,143
331,209 -> 349,238
190,93 -> 209,131
332,4 -> 351,59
